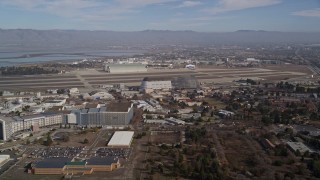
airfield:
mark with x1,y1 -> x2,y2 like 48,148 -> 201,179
0,65 -> 312,91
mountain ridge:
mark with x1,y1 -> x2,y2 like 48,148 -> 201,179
0,29 -> 319,52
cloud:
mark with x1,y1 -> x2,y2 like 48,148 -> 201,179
0,0 -> 178,21
203,0 -> 281,14
292,8 -> 320,17
178,1 -> 202,8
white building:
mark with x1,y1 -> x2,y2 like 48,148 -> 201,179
0,113 -> 63,141
0,154 -> 10,166
166,117 -> 185,125
64,113 -> 77,124
89,91 -> 114,100
104,64 -> 147,73
121,91 -> 139,98
43,99 -> 66,108
69,88 -> 80,95
140,77 -> 172,93
108,131 -> 134,148
287,142 -> 314,154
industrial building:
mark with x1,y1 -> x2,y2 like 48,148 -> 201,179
69,102 -> 134,126
0,113 -> 63,141
107,131 -> 134,148
140,77 -> 172,93
104,64 -> 147,73
32,157 -> 120,175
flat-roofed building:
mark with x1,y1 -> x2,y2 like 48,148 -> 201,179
32,157 -> 120,175
86,157 -> 120,171
65,113 -> 77,124
140,77 -> 172,93
104,64 -> 147,73
287,142 -> 314,154
69,102 -> 134,126
0,154 -> 10,167
166,117 -> 186,125
108,131 -> 134,148
0,113 -> 62,140
33,157 -> 71,175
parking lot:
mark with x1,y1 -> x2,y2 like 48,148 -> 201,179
29,147 -> 84,158
92,147 -> 131,159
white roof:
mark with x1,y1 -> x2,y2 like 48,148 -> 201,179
108,131 -> 134,147
287,142 -> 313,153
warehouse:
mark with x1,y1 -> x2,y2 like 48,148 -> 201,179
108,131 -> 134,148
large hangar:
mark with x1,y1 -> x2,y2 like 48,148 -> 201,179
104,64 -> 147,74
107,131 -> 134,148
172,75 -> 199,89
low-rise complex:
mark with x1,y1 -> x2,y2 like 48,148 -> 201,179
32,157 -> 120,175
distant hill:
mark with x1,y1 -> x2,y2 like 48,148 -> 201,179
0,29 -> 320,51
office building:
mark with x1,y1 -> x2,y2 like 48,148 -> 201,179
0,113 -> 62,140
69,102 -> 134,126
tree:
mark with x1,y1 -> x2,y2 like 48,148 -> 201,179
272,160 -> 283,166
304,151 -> 310,157
61,134 -> 70,142
37,138 -> 44,145
83,138 -> 89,144
261,116 -> 272,125
46,134 -> 53,146
57,89 -> 65,94
311,160 -> 320,177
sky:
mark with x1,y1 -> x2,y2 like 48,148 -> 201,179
0,0 -> 319,32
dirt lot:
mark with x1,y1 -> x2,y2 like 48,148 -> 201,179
55,130 -> 99,147
150,131 -> 181,145
212,128 -> 313,179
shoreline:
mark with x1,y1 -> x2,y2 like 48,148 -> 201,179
0,51 -> 147,67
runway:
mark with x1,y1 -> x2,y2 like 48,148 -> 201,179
0,67 -> 310,91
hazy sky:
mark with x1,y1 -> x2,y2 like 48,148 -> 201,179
0,0 -> 319,32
